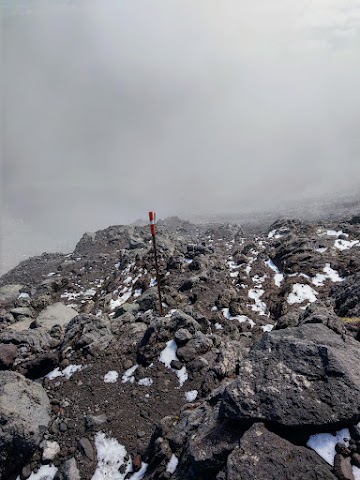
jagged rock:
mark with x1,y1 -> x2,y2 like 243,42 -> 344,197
60,315 -> 113,355
0,343 -> 18,369
136,289 -> 159,312
0,328 -> 55,352
332,273 -> 360,318
10,307 -> 34,318
174,328 -> 193,346
226,423 -> 337,480
221,324 -> 360,429
114,302 -> 139,318
0,371 -> 51,479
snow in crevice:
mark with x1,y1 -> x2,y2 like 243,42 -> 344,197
222,308 -> 255,328
318,229 -> 349,238
265,259 -> 284,287
166,454 -> 179,474
307,428 -> 350,466
312,264 -> 344,287
159,340 -> 188,387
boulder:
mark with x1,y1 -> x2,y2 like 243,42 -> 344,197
36,302 -> 78,330
221,324 -> 360,429
0,328 -> 55,352
60,315 -> 113,355
226,423 -> 336,480
136,289 -> 158,312
0,371 -> 51,479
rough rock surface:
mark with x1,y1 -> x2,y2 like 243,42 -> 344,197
0,215 -> 359,479
0,371 -> 51,478
226,423 -> 337,480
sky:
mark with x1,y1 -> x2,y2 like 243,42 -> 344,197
1,0 -> 360,272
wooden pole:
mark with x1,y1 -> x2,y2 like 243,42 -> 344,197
149,212 -> 164,316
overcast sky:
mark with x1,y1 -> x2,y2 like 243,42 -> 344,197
1,0 -> 360,271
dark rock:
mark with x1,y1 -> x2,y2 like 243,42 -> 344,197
177,345 -> 196,362
60,315 -> 113,355
136,289 -> 158,312
20,464 -> 32,480
221,324 -> 360,429
170,360 -> 183,370
0,343 -> 18,369
78,437 -> 95,461
114,302 -> 139,318
226,423 -> 336,480
174,328 -> 193,346
332,273 -> 360,318
16,351 -> 58,379
351,453 -> 360,468
10,307 -> 33,318
334,453 -> 355,480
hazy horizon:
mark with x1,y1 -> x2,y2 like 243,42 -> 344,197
2,0 -> 360,273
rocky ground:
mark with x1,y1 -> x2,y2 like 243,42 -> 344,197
1,215 -> 360,480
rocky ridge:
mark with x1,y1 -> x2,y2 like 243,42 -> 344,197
0,216 -> 360,479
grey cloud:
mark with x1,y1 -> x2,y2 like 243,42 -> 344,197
1,0 -> 360,271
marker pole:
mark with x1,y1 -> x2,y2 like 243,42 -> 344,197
149,212 -> 164,316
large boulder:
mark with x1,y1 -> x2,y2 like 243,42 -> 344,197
221,324 -> 360,430
226,423 -> 337,480
60,314 -> 113,356
36,302 -> 78,330
0,371 -> 51,478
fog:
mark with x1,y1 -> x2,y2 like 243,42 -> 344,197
1,0 -> 360,273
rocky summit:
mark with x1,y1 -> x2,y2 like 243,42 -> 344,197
1,216 -> 360,480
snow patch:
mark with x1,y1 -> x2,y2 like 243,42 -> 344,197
166,454 -> 179,474
185,390 -> 198,402
138,378 -> 153,387
307,428 -> 350,466
222,308 -> 255,328
312,264 -> 344,287
334,239 -> 360,251
261,324 -> 274,332
265,259 -> 284,287
159,340 -> 188,387
17,464 -> 58,480
104,371 -> 119,383
122,365 -> 139,384
46,365 -> 83,380
214,323 -> 223,330
287,284 -> 317,305
353,466 -> 360,480
92,432 -> 131,480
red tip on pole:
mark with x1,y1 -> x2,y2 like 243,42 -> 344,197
149,211 -> 156,235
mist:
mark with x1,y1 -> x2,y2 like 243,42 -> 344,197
1,0 -> 360,273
